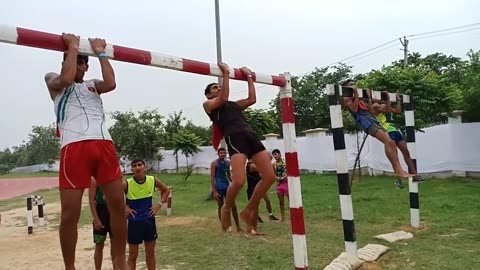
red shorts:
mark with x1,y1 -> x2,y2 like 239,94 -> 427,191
59,140 -> 122,189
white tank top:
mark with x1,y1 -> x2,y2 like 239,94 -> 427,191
54,80 -> 112,148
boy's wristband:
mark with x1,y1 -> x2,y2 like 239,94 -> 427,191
98,52 -> 107,58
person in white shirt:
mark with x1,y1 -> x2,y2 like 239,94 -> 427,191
44,33 -> 128,270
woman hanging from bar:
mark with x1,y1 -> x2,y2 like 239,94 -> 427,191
202,62 -> 276,235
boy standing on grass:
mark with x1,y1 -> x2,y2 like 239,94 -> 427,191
124,159 -> 170,270
210,148 -> 242,232
272,149 -> 288,222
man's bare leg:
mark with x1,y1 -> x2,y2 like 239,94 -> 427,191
396,141 -> 417,174
277,193 -> 286,222
101,178 -> 129,270
144,241 -> 156,270
216,198 -> 223,222
264,193 -> 273,214
373,130 -> 414,178
94,242 -> 105,270
59,189 -> 84,270
241,150 -> 276,230
127,244 -> 139,270
231,203 -> 242,232
221,154 -> 247,231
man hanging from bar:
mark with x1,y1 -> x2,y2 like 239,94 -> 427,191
341,80 -> 415,179
44,33 -> 129,270
203,62 -> 276,235
366,90 -> 424,187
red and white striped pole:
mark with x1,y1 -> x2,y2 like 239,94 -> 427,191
0,24 -> 286,87
279,72 -> 309,270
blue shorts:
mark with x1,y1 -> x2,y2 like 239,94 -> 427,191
216,188 -> 228,203
127,217 -> 157,245
356,112 -> 385,136
388,131 -> 404,142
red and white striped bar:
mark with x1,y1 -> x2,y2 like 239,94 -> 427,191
0,24 -> 286,87
279,72 -> 309,270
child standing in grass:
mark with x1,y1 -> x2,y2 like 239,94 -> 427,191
272,149 -> 288,222
124,159 -> 170,270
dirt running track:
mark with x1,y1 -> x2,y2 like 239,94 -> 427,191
0,177 -> 58,200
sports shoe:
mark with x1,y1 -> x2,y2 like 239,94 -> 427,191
257,216 -> 264,223
395,179 -> 405,189
269,215 -> 279,221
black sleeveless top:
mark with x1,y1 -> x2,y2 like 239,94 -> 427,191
207,101 -> 254,136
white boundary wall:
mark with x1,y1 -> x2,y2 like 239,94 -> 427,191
11,123 -> 480,177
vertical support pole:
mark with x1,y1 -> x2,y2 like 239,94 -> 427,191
279,72 -> 309,270
38,197 -> 45,227
404,101 -> 420,228
326,84 -> 357,256
26,197 -> 33,234
167,187 -> 172,217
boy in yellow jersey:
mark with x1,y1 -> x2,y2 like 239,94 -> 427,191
366,90 -> 422,188
124,159 -> 170,270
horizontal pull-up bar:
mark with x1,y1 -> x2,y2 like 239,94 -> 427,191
0,24 -> 286,87
325,84 -> 411,103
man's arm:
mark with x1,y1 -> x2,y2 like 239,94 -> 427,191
249,162 -> 259,173
89,38 -> 116,94
155,178 -> 170,205
226,161 -> 232,182
346,87 -> 360,113
88,178 -> 100,222
366,89 -> 375,114
391,91 -> 402,114
236,67 -> 256,110
210,161 -> 217,194
44,33 -> 80,100
203,62 -> 230,114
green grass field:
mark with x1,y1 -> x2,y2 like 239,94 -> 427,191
1,173 -> 479,269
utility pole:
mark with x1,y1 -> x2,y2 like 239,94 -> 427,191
399,36 -> 409,69
215,0 -> 223,84
214,0 -> 227,150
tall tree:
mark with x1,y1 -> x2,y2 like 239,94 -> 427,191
243,108 -> 279,138
164,111 -> 187,148
269,64 -> 355,134
172,131 -> 201,176
460,50 -> 480,122
183,120 -> 211,146
109,109 -> 165,162
356,66 -> 453,129
25,124 -> 60,165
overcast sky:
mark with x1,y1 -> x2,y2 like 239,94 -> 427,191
0,0 -> 479,150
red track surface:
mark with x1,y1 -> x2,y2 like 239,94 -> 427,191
0,177 -> 58,200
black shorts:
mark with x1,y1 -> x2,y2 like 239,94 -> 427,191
225,131 -> 266,158
128,217 -> 158,245
93,204 -> 111,244
246,177 -> 260,200
216,188 -> 227,203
